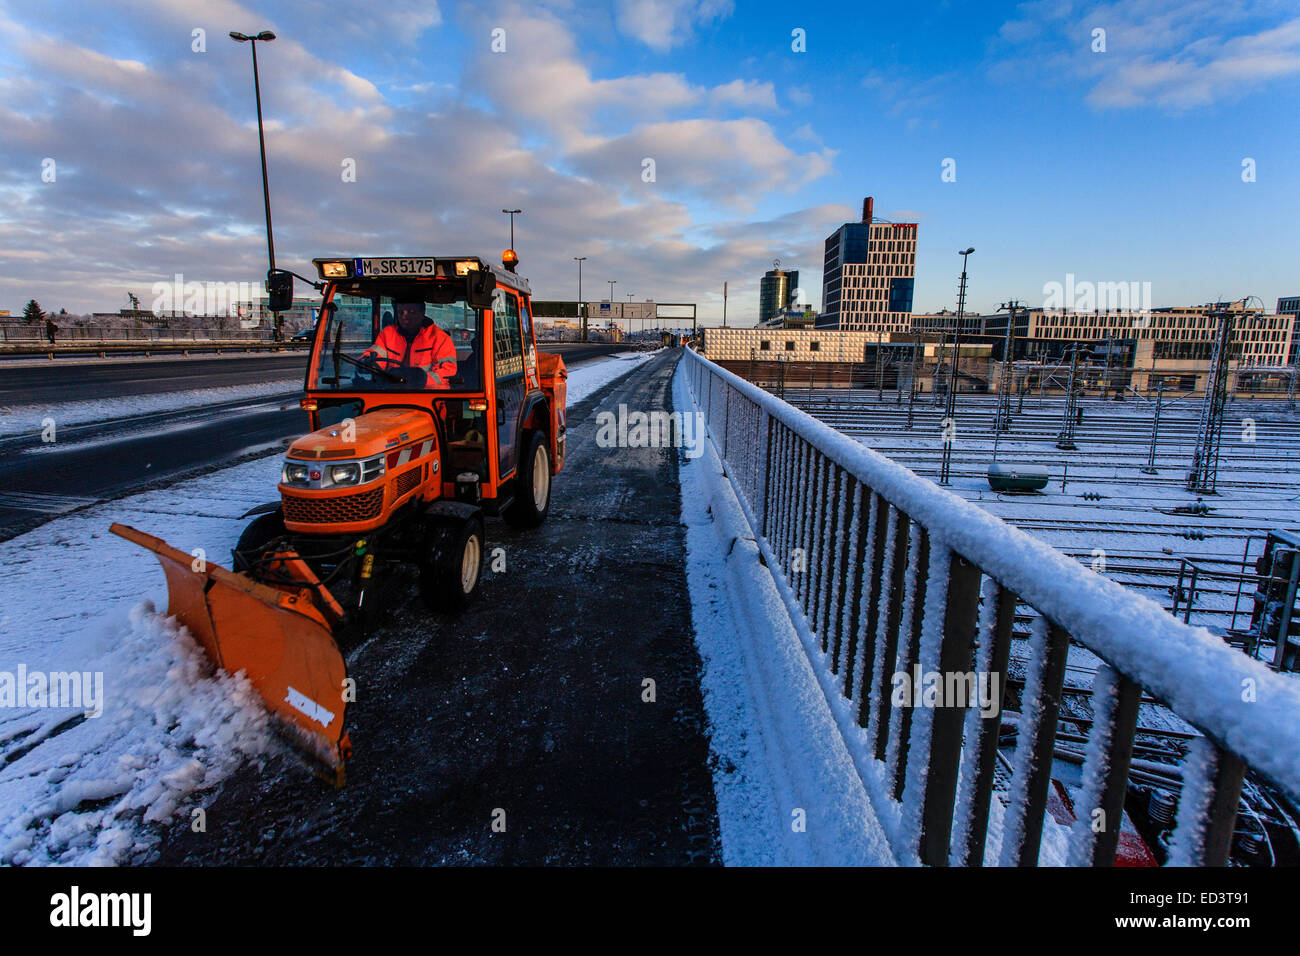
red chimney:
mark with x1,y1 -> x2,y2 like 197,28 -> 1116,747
862,196 -> 873,223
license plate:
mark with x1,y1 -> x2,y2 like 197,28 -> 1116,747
355,257 -> 436,277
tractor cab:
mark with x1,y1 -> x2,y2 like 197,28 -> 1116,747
298,255 -> 565,513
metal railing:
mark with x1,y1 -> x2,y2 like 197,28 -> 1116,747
0,323 -> 286,343
683,347 -> 1300,866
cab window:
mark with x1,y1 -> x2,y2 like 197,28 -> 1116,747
492,289 -> 524,382
311,287 -> 483,391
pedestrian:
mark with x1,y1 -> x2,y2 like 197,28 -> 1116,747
45,318 -> 58,345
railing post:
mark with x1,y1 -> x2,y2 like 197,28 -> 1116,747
867,510 -> 909,742
774,425 -> 792,563
1002,619 -> 1070,866
846,493 -> 886,701
759,411 -> 774,538
816,467 -> 840,649
1170,739 -> 1246,866
827,472 -> 854,671
805,456 -> 827,621
890,525 -> 930,798
954,582 -> 1016,866
722,383 -> 731,459
1074,666 -> 1142,866
917,552 -> 982,866
793,440 -> 813,597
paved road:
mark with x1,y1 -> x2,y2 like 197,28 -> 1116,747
0,344 -> 629,541
154,348 -> 721,865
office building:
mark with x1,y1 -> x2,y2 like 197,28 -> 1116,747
759,264 -> 799,326
817,196 -> 916,332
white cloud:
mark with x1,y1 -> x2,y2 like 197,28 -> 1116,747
570,118 -> 835,211
0,0 -> 834,321
786,85 -> 813,107
709,78 -> 778,111
861,69 -> 954,118
994,0 -> 1300,110
612,0 -> 734,51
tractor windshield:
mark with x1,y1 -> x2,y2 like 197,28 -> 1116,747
311,284 -> 483,392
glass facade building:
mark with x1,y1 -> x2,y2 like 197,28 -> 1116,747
818,204 -> 917,332
759,268 -> 798,326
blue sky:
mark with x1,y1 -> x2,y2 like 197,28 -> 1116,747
0,0 -> 1296,322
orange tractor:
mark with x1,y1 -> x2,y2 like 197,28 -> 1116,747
111,254 -> 566,783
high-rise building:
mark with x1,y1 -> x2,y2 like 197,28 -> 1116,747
1278,296 -> 1300,366
759,264 -> 798,326
817,196 -> 916,331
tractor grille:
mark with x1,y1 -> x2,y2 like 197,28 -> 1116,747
392,467 -> 421,500
282,486 -> 384,525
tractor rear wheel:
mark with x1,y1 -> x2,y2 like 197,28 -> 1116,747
232,510 -> 287,573
420,515 -> 484,612
504,430 -> 551,528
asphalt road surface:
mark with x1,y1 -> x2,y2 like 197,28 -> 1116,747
0,343 -> 628,541
154,348 -> 722,865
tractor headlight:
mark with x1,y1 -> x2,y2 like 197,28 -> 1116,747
283,462 -> 311,485
282,454 -> 384,489
329,464 -> 361,486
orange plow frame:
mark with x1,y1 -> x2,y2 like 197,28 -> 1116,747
111,523 -> 352,785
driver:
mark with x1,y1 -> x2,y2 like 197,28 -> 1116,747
361,300 -> 457,388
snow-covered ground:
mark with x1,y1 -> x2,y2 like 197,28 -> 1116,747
0,379 -> 303,438
0,352 -> 650,866
674,363 -> 895,865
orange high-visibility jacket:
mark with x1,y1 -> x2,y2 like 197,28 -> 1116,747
365,322 -> 457,388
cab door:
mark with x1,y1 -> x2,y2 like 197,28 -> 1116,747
491,288 -> 526,479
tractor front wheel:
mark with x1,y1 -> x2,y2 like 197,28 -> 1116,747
420,515 -> 484,612
504,430 -> 552,528
232,510 -> 287,573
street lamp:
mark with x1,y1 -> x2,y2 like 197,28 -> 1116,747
502,208 -> 521,249
939,246 -> 975,485
229,29 -> 278,334
573,256 -> 586,342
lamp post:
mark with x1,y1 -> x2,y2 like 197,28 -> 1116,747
605,280 -> 616,338
502,208 -> 521,249
939,247 -> 974,485
573,256 -> 586,342
229,29 -> 278,335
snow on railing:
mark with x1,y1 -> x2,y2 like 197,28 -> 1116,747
683,347 -> 1300,866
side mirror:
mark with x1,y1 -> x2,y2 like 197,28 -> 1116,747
466,269 -> 495,310
267,269 -> 294,312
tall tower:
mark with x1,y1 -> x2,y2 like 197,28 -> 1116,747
818,195 -> 916,331
759,259 -> 798,326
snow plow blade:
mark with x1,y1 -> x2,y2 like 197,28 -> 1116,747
110,523 -> 351,785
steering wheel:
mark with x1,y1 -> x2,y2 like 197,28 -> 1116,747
338,352 -> 406,384
344,353 -> 432,388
